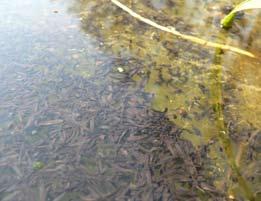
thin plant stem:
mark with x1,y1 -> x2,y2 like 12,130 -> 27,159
111,0 -> 255,58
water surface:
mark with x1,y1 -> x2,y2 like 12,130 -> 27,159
0,0 -> 260,200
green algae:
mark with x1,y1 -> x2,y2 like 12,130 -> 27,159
33,161 -> 45,170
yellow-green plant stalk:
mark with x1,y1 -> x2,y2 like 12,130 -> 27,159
221,12 -> 236,29
210,49 -> 255,201
221,0 -> 261,28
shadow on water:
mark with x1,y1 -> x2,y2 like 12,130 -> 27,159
0,0 -> 260,200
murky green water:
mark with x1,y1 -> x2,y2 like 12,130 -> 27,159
0,0 -> 260,200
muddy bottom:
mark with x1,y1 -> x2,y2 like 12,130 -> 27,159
0,56 -> 259,201
0,0 -> 260,201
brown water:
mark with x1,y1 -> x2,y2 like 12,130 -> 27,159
0,0 -> 260,200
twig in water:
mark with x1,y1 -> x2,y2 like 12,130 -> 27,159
111,0 -> 255,58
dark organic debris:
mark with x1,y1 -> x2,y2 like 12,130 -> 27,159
0,56 -> 235,201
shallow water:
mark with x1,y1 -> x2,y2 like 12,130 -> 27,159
0,0 -> 260,200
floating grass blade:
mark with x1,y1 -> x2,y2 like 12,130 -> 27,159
111,0 -> 255,58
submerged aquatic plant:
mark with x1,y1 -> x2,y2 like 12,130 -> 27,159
33,161 -> 45,170
221,0 -> 261,28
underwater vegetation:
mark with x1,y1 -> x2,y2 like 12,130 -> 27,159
221,0 -> 261,28
0,0 -> 260,200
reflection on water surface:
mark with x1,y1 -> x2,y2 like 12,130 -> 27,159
0,0 -> 260,200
